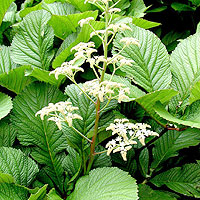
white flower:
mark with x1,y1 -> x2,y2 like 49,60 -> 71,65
107,23 -> 132,33
35,101 -> 83,129
108,8 -> 121,13
120,37 -> 140,46
78,17 -> 94,27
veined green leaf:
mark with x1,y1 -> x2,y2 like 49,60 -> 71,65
0,147 -> 39,186
138,184 -> 178,200
170,33 -> 200,104
52,20 -> 104,68
139,148 -> 149,178
28,184 -> 48,200
0,45 -> 17,74
0,122 -> 16,147
63,84 -> 117,146
11,10 -> 54,70
0,92 -> 13,120
68,167 -> 138,200
48,10 -> 98,40
11,83 -> 67,193
154,101 -> 200,128
132,18 -> 161,29
0,65 -> 33,94
0,183 -> 28,200
0,173 -> 15,184
0,0 -> 14,25
189,80 -> 200,104
25,67 -> 65,87
151,128 -> 200,171
113,24 -> 171,92
3,2 -> 17,24
135,89 -> 178,126
65,0 -> 95,12
47,188 -> 63,200
171,2 -> 196,11
151,164 -> 200,197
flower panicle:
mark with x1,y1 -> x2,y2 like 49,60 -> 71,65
105,119 -> 159,161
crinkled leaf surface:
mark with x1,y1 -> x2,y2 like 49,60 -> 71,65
0,92 -> 13,120
48,10 -> 98,40
151,164 -> 200,198
11,10 -> 54,70
0,147 -> 39,186
69,167 -> 138,200
3,2 -> 17,24
113,24 -> 171,92
170,33 -> 200,103
0,65 -> 33,94
0,45 -> 17,74
11,83 -> 67,193
0,122 -> 16,147
189,80 -> 200,104
0,183 -> 28,200
0,0 -> 14,25
151,128 -> 200,171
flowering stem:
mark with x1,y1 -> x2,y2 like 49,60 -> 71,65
71,126 -> 92,143
94,150 -> 107,155
99,99 -> 111,113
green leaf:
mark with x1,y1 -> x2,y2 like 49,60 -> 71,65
68,167 -> 138,200
139,148 -> 149,178
25,67 -> 65,87
151,128 -> 200,171
113,24 -> 171,92
0,45 -> 17,74
132,18 -> 161,29
146,6 -> 167,13
135,89 -> 178,125
11,83 -> 67,193
151,164 -> 200,197
65,0 -> 95,12
0,147 -> 39,186
171,2 -> 196,11
154,101 -> 200,128
0,122 -> 16,147
28,185 -> 48,200
47,188 -> 63,200
189,80 -> 200,104
170,32 -> 200,104
0,92 -> 13,120
48,10 -> 98,40
3,2 -> 17,24
128,0 -> 149,18
138,184 -> 178,200
0,0 -> 14,26
52,20 -> 104,68
0,173 -> 15,184
0,183 -> 28,200
0,65 -> 33,94
63,84 -> 117,146
189,0 -> 200,6
11,10 -> 54,70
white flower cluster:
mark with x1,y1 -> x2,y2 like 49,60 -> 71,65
78,17 -> 94,27
35,101 -> 83,129
120,37 -> 140,47
105,119 -> 159,161
85,0 -> 112,5
82,80 -> 130,103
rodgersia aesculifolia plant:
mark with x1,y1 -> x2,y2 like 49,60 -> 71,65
36,0 -> 159,173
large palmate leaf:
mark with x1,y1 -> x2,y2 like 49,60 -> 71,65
0,183 -> 28,200
151,164 -> 200,197
48,10 -> 98,40
68,167 -> 138,200
63,84 -> 117,147
0,122 -> 16,147
151,128 -> 200,171
113,24 -> 171,92
0,65 -> 33,94
11,10 -> 54,70
135,89 -> 178,125
154,101 -> 200,129
138,184 -> 178,200
0,92 -> 13,120
0,147 -> 39,186
11,83 -> 67,193
0,0 -> 14,25
0,45 -> 17,74
52,21 -> 104,68
170,33 -> 200,103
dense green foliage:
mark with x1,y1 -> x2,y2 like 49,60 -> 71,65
1,0 -> 200,199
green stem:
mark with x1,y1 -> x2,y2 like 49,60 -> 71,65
71,126 -> 92,143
